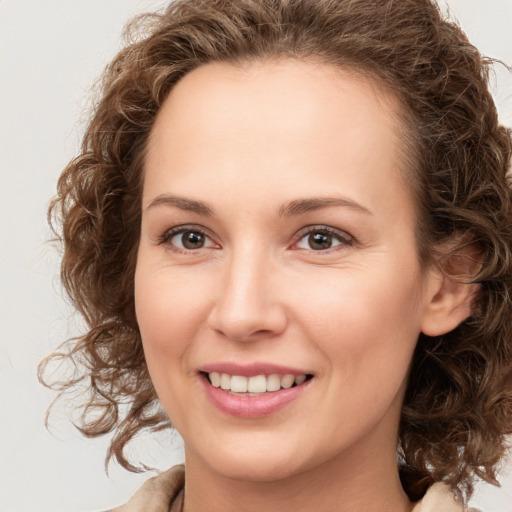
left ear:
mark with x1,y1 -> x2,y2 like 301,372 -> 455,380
421,243 -> 481,337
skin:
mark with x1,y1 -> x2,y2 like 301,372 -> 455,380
135,60 -> 473,512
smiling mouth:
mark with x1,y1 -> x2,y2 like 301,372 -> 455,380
203,372 -> 313,395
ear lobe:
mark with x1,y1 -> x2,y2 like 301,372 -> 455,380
421,245 -> 481,337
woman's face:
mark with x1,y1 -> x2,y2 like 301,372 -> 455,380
135,60 -> 441,482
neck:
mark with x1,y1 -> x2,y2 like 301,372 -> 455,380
182,442 -> 414,512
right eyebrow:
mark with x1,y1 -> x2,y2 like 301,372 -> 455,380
145,194 -> 214,216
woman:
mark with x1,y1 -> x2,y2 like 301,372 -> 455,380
41,0 -> 512,510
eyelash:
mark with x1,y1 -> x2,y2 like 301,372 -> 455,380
292,225 -> 354,253
157,225 -> 215,253
157,224 -> 354,253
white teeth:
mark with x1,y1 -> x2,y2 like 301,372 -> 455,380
208,372 -> 308,394
209,372 -> 221,387
230,375 -> 248,393
220,373 -> 231,390
281,374 -> 295,389
248,375 -> 267,393
266,374 -> 281,392
294,374 -> 306,385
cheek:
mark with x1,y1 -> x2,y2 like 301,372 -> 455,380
134,264 -> 208,365
289,264 -> 424,375
134,263 -> 211,428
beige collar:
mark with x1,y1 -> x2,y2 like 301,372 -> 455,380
112,466 -> 482,512
411,483 -> 473,512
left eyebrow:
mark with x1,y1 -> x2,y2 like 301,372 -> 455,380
279,197 -> 373,217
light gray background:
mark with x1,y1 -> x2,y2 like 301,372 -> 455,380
1,1 -> 511,511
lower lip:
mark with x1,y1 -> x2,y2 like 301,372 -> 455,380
200,375 -> 311,419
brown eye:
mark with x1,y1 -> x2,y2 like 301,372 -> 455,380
294,226 -> 353,252
308,232 -> 333,250
176,231 -> 205,249
161,225 -> 219,253
165,228 -> 215,251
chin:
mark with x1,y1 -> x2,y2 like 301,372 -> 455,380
188,436 -> 321,484
212,457 -> 304,483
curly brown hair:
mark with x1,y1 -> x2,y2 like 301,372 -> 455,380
40,0 -> 512,502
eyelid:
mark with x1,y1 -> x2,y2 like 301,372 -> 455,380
158,224 -> 219,250
291,225 -> 355,250
156,223 -> 354,253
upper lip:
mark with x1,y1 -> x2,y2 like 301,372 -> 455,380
200,362 -> 312,377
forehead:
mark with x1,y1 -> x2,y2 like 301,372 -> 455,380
149,59 -> 404,150
144,59 -> 412,218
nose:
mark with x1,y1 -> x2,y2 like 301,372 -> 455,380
207,250 -> 288,343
